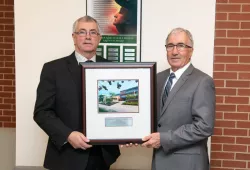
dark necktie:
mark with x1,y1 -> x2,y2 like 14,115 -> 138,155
162,73 -> 176,106
86,60 -> 93,62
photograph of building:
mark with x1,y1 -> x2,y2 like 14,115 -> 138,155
98,80 -> 139,113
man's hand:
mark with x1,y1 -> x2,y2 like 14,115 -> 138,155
141,132 -> 161,149
67,131 -> 92,150
120,143 -> 139,148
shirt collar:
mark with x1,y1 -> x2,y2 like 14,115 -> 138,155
75,51 -> 96,64
170,62 -> 191,80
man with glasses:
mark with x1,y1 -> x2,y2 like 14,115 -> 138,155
142,28 -> 215,170
34,16 -> 120,170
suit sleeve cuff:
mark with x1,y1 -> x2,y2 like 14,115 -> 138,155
160,131 -> 172,153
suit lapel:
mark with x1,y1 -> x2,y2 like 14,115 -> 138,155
66,54 -> 107,99
66,52 -> 82,100
160,64 -> 194,117
96,55 -> 108,62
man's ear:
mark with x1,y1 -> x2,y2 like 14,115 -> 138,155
99,35 -> 102,43
72,34 -> 76,45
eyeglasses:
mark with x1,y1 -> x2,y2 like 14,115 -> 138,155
74,30 -> 100,37
165,43 -> 192,51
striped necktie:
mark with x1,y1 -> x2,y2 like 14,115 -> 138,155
162,73 -> 175,106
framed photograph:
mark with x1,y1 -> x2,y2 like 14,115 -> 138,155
81,62 -> 156,144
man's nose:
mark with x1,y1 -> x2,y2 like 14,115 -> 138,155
172,46 -> 178,55
85,33 -> 91,39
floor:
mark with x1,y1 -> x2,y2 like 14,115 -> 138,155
0,128 -> 15,170
0,128 -> 151,170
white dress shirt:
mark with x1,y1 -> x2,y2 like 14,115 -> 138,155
169,62 -> 191,91
75,51 -> 96,64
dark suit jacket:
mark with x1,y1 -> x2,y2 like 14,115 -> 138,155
153,64 -> 215,170
34,52 -> 120,170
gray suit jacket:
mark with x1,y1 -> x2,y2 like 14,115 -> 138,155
152,64 -> 215,170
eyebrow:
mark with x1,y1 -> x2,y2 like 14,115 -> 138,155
78,28 -> 98,32
167,42 -> 185,45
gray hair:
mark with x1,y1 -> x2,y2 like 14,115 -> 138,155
72,15 -> 102,35
166,27 -> 194,47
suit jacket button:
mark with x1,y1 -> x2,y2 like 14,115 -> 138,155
158,124 -> 161,127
